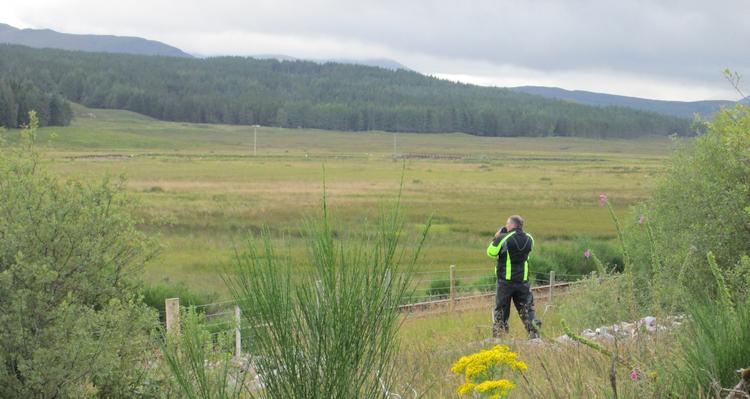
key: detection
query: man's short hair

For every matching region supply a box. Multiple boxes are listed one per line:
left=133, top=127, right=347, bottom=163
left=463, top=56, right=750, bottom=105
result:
left=509, top=215, right=524, bottom=229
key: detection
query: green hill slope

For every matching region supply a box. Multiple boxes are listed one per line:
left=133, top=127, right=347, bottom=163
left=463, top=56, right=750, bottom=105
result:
left=0, top=44, right=690, bottom=138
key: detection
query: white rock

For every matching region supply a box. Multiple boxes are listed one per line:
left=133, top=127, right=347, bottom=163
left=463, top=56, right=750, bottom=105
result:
left=598, top=332, right=615, bottom=341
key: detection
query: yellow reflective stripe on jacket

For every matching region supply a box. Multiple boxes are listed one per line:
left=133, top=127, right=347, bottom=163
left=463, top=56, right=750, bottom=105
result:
left=486, top=231, right=516, bottom=257
left=525, top=233, right=534, bottom=281
left=487, top=231, right=516, bottom=278
left=523, top=260, right=528, bottom=281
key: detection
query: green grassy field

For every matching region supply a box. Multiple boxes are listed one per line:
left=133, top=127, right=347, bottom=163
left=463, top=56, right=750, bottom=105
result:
left=7, top=104, right=673, bottom=295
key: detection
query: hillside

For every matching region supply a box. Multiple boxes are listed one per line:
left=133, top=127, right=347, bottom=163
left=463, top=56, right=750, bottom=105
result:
left=0, top=44, right=691, bottom=138
left=512, top=86, right=744, bottom=118
left=0, top=23, right=191, bottom=58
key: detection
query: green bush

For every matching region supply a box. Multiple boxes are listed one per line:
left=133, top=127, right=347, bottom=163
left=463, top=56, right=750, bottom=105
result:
left=470, top=274, right=497, bottom=293
left=426, top=277, right=461, bottom=298
left=646, top=104, right=750, bottom=305
left=0, top=112, right=159, bottom=398
left=531, top=239, right=622, bottom=278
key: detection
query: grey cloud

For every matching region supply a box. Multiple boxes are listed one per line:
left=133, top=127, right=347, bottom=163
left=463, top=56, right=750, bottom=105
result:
left=8, top=0, right=750, bottom=99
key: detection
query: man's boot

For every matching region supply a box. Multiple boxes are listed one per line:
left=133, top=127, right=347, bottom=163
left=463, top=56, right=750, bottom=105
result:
left=526, top=319, right=541, bottom=339
left=492, top=321, right=508, bottom=338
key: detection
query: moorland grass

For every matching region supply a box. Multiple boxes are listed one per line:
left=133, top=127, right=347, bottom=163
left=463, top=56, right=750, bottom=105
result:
left=6, top=105, right=672, bottom=295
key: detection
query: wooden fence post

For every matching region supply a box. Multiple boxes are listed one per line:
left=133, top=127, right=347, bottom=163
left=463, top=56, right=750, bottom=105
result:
left=549, top=271, right=556, bottom=304
left=234, top=305, right=241, bottom=362
left=449, top=265, right=456, bottom=311
left=165, top=297, right=180, bottom=334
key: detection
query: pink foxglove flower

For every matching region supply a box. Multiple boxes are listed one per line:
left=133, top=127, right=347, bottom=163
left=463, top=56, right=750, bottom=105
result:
left=584, top=249, right=591, bottom=259
left=630, top=370, right=638, bottom=381
left=599, top=194, right=608, bottom=207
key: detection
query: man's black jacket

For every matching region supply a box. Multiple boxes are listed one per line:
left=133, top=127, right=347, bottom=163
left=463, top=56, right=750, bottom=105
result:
left=486, top=228, right=534, bottom=282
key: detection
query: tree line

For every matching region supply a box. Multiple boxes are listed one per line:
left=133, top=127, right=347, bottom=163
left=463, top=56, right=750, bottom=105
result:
left=0, top=77, right=72, bottom=128
left=0, top=44, right=691, bottom=137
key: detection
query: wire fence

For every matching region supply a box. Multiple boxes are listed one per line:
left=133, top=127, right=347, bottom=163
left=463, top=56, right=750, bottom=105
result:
left=154, top=267, right=613, bottom=363
left=162, top=266, right=609, bottom=339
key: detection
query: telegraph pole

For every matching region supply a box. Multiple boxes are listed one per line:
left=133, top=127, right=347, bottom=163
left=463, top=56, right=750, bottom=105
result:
left=253, top=125, right=258, bottom=156
left=393, top=132, right=397, bottom=158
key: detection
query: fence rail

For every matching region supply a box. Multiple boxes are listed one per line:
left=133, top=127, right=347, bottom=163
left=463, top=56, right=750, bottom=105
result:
left=162, top=265, right=602, bottom=360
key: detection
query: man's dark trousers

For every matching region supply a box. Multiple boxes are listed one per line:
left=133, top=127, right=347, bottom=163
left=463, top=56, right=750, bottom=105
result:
left=493, top=279, right=537, bottom=336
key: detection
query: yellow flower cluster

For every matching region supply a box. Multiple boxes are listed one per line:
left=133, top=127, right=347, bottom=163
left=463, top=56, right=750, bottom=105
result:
left=451, top=345, right=527, bottom=375
left=476, top=380, right=515, bottom=399
left=451, top=345, right=527, bottom=398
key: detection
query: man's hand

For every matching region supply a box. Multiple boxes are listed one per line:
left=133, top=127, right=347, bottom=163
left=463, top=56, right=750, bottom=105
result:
left=494, top=226, right=507, bottom=238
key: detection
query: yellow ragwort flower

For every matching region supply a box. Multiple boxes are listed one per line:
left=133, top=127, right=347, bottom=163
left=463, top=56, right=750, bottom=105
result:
left=451, top=355, right=472, bottom=374
left=475, top=379, right=515, bottom=399
left=474, top=379, right=516, bottom=399
left=511, top=360, right=528, bottom=372
left=465, top=363, right=488, bottom=379
left=475, top=379, right=515, bottom=393
left=457, top=382, right=476, bottom=395
left=452, top=345, right=526, bottom=397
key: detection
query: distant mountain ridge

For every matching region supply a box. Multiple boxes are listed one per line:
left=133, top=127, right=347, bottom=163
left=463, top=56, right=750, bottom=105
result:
left=0, top=23, right=192, bottom=58
left=512, top=86, right=747, bottom=118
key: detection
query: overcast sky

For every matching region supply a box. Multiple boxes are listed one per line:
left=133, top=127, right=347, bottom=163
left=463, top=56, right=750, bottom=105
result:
left=3, top=0, right=749, bottom=101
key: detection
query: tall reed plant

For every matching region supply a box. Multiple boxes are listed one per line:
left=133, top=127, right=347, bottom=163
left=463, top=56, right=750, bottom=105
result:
left=224, top=185, right=431, bottom=398
left=653, top=281, right=750, bottom=397
left=162, top=309, right=248, bottom=399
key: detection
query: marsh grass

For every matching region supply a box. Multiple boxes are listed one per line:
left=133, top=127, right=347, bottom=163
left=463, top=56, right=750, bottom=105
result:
left=23, top=105, right=669, bottom=294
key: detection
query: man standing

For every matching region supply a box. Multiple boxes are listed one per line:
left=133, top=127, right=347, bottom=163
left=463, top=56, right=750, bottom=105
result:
left=486, top=215, right=540, bottom=339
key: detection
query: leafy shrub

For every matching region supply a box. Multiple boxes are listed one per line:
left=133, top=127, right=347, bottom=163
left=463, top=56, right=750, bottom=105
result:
left=645, top=104, right=750, bottom=304
left=470, top=274, right=497, bottom=293
left=532, top=239, right=622, bottom=278
left=426, top=277, right=461, bottom=298
left=0, top=112, right=159, bottom=397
